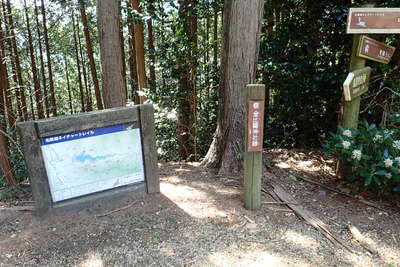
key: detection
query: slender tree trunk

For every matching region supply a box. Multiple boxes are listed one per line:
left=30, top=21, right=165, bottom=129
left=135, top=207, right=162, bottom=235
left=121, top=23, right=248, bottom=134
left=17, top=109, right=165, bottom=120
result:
left=79, top=0, right=103, bottom=110
left=0, top=21, right=15, bottom=130
left=40, top=0, right=56, bottom=116
left=130, top=0, right=147, bottom=104
left=77, top=17, right=92, bottom=111
left=24, top=0, right=44, bottom=119
left=6, top=0, right=28, bottom=121
left=213, top=10, right=218, bottom=72
left=201, top=0, right=264, bottom=174
left=0, top=121, right=16, bottom=186
left=127, top=16, right=138, bottom=102
left=147, top=17, right=156, bottom=91
left=63, top=54, right=73, bottom=114
left=97, top=0, right=126, bottom=108
left=1, top=0, right=22, bottom=120
left=71, top=7, right=85, bottom=112
left=177, top=0, right=198, bottom=160
left=119, top=0, right=128, bottom=99
left=34, top=0, right=50, bottom=118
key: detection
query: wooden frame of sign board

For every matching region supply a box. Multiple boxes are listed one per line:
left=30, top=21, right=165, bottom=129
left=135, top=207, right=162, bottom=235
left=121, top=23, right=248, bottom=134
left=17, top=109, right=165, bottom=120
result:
left=347, top=8, right=400, bottom=34
left=343, top=67, right=372, bottom=101
left=17, top=105, right=159, bottom=217
left=356, top=35, right=396, bottom=64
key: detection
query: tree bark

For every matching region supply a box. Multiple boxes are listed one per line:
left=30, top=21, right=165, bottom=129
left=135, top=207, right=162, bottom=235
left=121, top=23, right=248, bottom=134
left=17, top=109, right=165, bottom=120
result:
left=213, top=9, right=218, bottom=76
left=71, top=7, right=85, bottom=112
left=63, top=54, right=73, bottom=114
left=130, top=0, right=147, bottom=104
left=6, top=0, right=28, bottom=121
left=201, top=0, right=264, bottom=174
left=147, top=17, right=156, bottom=91
left=97, top=0, right=126, bottom=108
left=119, top=0, right=128, bottom=99
left=0, top=121, right=16, bottom=186
left=0, top=24, right=15, bottom=130
left=34, top=0, right=50, bottom=118
left=177, top=0, right=198, bottom=160
left=79, top=0, right=103, bottom=110
left=24, top=0, right=45, bottom=119
left=127, top=13, right=138, bottom=102
left=40, top=0, right=57, bottom=116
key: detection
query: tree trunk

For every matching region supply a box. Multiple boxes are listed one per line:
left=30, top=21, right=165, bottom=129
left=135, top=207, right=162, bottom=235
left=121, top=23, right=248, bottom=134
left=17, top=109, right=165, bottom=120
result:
left=127, top=15, right=138, bottom=102
left=34, top=0, right=50, bottom=118
left=79, top=0, right=103, bottom=110
left=97, top=0, right=126, bottom=108
left=0, top=121, right=16, bottom=186
left=119, top=0, right=128, bottom=99
left=71, top=7, right=85, bottom=112
left=40, top=0, right=57, bottom=116
left=6, top=0, right=28, bottom=121
left=63, top=54, right=73, bottom=114
left=213, top=9, right=218, bottom=75
left=177, top=0, right=198, bottom=160
left=0, top=25, right=15, bottom=130
left=201, top=0, right=264, bottom=174
left=130, top=0, right=147, bottom=104
left=24, top=0, right=45, bottom=119
left=147, top=17, right=156, bottom=91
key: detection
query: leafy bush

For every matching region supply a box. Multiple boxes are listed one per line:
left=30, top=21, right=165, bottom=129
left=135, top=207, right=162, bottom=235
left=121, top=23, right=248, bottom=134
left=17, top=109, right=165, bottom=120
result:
left=324, top=120, right=400, bottom=193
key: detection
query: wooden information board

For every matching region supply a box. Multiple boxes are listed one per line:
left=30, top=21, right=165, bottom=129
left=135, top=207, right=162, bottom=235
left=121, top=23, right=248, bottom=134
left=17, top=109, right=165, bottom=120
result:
left=343, top=67, right=372, bottom=101
left=357, top=36, right=395, bottom=64
left=347, top=8, right=400, bottom=34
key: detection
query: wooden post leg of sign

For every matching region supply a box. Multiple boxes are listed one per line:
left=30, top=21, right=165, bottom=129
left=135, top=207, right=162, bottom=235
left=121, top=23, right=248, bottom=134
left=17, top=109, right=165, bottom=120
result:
left=244, top=84, right=265, bottom=210
left=337, top=35, right=366, bottom=177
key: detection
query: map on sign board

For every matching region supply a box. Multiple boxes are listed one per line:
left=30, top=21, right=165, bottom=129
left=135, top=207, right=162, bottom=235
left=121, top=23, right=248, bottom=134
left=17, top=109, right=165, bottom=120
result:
left=40, top=124, right=145, bottom=202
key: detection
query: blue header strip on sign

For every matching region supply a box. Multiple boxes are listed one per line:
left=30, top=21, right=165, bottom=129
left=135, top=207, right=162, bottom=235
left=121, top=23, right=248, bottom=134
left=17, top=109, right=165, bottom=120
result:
left=41, top=124, right=125, bottom=146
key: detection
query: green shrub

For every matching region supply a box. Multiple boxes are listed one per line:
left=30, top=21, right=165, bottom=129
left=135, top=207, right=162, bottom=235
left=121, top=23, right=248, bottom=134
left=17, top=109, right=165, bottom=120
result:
left=324, top=120, right=400, bottom=193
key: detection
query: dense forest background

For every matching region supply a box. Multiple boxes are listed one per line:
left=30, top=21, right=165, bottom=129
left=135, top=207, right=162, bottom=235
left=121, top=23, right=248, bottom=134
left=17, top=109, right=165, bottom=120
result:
left=1, top=0, right=400, bottom=187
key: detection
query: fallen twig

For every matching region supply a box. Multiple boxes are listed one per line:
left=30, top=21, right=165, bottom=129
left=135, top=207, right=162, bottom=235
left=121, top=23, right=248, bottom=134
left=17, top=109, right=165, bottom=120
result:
left=292, top=175, right=386, bottom=211
left=95, top=201, right=136, bottom=217
left=0, top=206, right=35, bottom=211
left=348, top=224, right=379, bottom=255
left=263, top=201, right=297, bottom=205
left=243, top=215, right=255, bottom=224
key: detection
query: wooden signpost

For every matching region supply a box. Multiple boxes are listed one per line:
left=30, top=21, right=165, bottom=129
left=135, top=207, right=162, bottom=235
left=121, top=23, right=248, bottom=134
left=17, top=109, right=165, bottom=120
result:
left=343, top=67, right=372, bottom=101
left=244, top=84, right=265, bottom=210
left=357, top=36, right=395, bottom=64
left=347, top=8, right=400, bottom=34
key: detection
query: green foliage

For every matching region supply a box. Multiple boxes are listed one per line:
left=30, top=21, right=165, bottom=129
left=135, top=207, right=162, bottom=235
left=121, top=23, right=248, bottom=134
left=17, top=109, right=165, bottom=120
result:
left=324, top=120, right=400, bottom=193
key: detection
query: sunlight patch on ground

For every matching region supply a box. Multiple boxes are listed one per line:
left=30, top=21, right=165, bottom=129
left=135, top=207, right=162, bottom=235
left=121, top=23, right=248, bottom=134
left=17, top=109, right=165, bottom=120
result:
left=276, top=162, right=290, bottom=169
left=282, top=230, right=320, bottom=249
left=78, top=251, right=104, bottom=267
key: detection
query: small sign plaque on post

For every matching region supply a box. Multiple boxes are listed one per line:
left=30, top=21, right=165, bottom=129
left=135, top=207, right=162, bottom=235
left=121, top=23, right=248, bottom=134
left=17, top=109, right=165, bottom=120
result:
left=357, top=36, right=395, bottom=64
left=347, top=8, right=400, bottom=34
left=247, top=100, right=265, bottom=152
left=343, top=66, right=372, bottom=101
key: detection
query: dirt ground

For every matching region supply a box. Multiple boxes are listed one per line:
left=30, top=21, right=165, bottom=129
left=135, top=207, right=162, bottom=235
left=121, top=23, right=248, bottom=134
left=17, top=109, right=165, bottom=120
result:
left=0, top=149, right=399, bottom=266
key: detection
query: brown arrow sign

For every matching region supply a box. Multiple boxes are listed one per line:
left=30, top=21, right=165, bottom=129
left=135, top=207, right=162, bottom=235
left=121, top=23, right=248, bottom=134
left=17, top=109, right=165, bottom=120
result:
left=347, top=8, right=400, bottom=34
left=357, top=36, right=395, bottom=64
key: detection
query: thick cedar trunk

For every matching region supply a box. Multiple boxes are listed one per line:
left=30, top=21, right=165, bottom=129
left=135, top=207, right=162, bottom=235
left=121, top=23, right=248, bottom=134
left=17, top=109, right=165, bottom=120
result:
left=63, top=54, right=73, bottom=114
left=127, top=17, right=138, bottom=102
left=24, top=0, right=45, bottom=119
left=201, top=0, right=264, bottom=174
left=97, top=0, right=126, bottom=108
left=71, top=8, right=85, bottom=112
left=34, top=0, right=50, bottom=118
left=0, top=19, right=15, bottom=130
left=119, top=0, right=128, bottom=98
left=40, top=0, right=57, bottom=116
left=79, top=0, right=103, bottom=110
left=6, top=0, right=28, bottom=121
left=147, top=17, right=156, bottom=91
left=130, top=0, right=147, bottom=104
left=178, top=0, right=198, bottom=160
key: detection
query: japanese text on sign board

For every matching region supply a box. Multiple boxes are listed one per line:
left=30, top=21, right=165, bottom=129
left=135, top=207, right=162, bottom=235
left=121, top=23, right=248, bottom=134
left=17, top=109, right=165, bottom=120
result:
left=247, top=100, right=265, bottom=152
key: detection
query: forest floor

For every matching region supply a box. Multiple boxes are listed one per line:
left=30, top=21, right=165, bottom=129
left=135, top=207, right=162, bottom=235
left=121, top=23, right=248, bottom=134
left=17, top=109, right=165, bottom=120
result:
left=0, top=149, right=400, bottom=266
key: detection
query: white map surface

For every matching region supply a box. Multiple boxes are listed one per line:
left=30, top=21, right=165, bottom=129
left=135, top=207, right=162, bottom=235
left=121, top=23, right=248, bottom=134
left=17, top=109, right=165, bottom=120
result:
left=41, top=128, right=145, bottom=202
